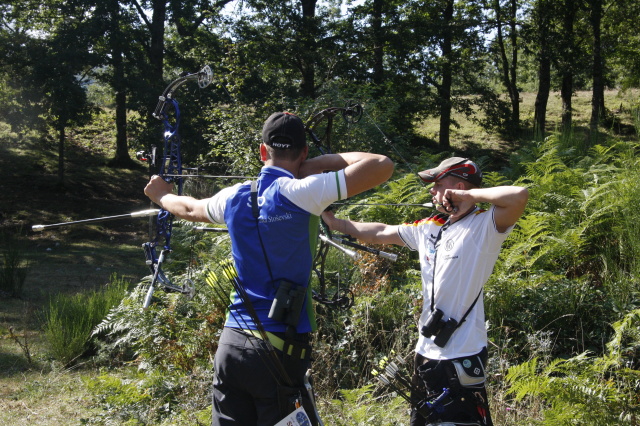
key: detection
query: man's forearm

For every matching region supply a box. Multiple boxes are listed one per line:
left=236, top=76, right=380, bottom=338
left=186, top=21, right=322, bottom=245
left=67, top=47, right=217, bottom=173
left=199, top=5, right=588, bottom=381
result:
left=467, top=186, right=529, bottom=208
left=324, top=215, right=402, bottom=246
left=155, top=193, right=210, bottom=222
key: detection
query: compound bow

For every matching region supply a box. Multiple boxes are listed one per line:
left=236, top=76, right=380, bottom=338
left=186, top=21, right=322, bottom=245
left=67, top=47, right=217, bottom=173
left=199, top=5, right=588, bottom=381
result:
left=139, top=65, right=213, bottom=308
left=304, top=101, right=399, bottom=311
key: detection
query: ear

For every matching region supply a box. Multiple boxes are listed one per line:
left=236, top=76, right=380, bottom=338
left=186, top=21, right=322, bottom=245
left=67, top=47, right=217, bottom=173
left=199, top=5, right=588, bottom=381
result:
left=260, top=143, right=268, bottom=161
left=456, top=180, right=466, bottom=189
left=300, top=145, right=309, bottom=161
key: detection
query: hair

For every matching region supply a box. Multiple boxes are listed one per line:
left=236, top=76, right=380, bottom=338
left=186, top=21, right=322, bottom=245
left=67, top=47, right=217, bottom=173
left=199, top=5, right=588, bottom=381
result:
left=447, top=175, right=480, bottom=189
left=265, top=139, right=306, bottom=162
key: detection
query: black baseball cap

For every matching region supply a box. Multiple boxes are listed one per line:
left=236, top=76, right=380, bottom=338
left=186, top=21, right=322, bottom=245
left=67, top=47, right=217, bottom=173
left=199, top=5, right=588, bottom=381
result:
left=262, top=112, right=307, bottom=150
left=418, top=157, right=483, bottom=187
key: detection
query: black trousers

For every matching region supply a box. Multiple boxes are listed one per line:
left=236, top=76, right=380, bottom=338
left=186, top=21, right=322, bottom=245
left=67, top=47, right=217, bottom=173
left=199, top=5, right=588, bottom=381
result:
left=211, top=327, right=318, bottom=426
left=410, top=348, right=493, bottom=426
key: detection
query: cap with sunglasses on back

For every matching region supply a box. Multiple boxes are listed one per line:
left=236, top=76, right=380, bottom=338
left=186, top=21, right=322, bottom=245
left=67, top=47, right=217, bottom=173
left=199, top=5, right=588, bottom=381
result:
left=418, top=157, right=483, bottom=187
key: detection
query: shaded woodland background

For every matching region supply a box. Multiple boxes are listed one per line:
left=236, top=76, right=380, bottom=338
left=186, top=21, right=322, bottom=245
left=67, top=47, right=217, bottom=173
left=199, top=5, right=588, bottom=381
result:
left=1, top=1, right=640, bottom=425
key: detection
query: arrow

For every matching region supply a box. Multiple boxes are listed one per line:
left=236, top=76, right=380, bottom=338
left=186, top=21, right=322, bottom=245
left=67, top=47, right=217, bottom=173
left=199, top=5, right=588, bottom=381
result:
left=333, top=202, right=434, bottom=208
left=329, top=235, right=398, bottom=261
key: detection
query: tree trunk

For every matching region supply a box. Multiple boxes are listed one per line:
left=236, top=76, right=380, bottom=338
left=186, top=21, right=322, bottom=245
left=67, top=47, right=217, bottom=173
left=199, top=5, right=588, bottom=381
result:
left=438, top=0, right=454, bottom=149
left=508, top=0, right=519, bottom=130
left=589, top=0, right=604, bottom=138
left=560, top=0, right=576, bottom=133
left=494, top=0, right=520, bottom=135
left=57, top=125, right=65, bottom=186
left=561, top=73, right=573, bottom=132
left=372, top=0, right=384, bottom=87
left=299, top=0, right=317, bottom=98
left=107, top=0, right=133, bottom=167
left=150, top=0, right=166, bottom=89
left=534, top=55, right=551, bottom=138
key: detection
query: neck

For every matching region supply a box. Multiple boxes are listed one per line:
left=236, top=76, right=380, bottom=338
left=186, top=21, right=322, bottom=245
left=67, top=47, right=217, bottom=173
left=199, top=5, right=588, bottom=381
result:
left=265, top=160, right=299, bottom=178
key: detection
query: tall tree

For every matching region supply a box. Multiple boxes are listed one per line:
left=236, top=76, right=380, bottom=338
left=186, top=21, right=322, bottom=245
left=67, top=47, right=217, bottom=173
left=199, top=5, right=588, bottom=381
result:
left=223, top=0, right=345, bottom=100
left=91, top=0, right=233, bottom=167
left=606, top=0, right=640, bottom=90
left=558, top=0, right=580, bottom=133
left=103, top=0, right=136, bottom=167
left=587, top=0, right=605, bottom=137
left=525, top=0, right=554, bottom=138
left=487, top=0, right=521, bottom=135
left=411, top=0, right=487, bottom=148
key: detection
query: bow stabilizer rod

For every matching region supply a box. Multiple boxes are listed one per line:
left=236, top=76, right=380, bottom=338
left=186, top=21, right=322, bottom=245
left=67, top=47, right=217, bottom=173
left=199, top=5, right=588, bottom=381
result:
left=32, top=209, right=160, bottom=232
left=330, top=234, right=398, bottom=262
left=319, top=234, right=358, bottom=259
left=193, top=226, right=229, bottom=233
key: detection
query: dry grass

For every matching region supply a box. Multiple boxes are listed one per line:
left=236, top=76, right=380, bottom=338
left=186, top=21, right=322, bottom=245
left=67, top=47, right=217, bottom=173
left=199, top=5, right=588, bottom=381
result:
left=415, top=89, right=639, bottom=153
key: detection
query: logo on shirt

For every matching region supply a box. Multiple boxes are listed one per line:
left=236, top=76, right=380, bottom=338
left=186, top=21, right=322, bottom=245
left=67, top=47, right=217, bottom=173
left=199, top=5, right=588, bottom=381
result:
left=259, top=212, right=293, bottom=223
left=445, top=238, right=454, bottom=251
left=247, top=195, right=266, bottom=209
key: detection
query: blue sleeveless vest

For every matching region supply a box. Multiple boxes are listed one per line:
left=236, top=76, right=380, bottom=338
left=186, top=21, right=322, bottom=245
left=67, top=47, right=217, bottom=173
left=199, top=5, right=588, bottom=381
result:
left=223, top=166, right=318, bottom=333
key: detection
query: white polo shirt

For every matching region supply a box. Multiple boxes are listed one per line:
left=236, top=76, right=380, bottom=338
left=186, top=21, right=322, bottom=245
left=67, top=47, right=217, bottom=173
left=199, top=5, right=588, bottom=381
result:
left=398, top=206, right=512, bottom=360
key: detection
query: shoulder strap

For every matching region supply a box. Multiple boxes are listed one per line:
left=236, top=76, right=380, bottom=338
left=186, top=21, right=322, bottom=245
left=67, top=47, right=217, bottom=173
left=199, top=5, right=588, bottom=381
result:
left=250, top=180, right=274, bottom=281
left=250, top=180, right=260, bottom=219
left=456, top=289, right=483, bottom=329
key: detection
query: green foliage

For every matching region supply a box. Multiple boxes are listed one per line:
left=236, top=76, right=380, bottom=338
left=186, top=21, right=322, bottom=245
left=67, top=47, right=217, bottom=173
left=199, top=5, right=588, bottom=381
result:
left=313, top=286, right=418, bottom=395
left=320, top=384, right=407, bottom=426
left=83, top=367, right=212, bottom=426
left=85, top=284, right=222, bottom=424
left=91, top=279, right=224, bottom=373
left=42, top=274, right=129, bottom=366
left=505, top=309, right=640, bottom=425
left=487, top=275, right=611, bottom=360
left=83, top=231, right=233, bottom=423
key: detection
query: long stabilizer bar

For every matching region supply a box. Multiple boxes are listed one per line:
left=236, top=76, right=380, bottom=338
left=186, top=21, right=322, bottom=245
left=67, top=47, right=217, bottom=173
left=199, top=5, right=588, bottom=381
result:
left=32, top=209, right=160, bottom=232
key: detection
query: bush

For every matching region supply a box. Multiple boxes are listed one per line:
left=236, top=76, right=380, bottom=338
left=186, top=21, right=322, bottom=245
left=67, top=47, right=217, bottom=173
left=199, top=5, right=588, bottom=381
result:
left=42, top=274, right=129, bottom=365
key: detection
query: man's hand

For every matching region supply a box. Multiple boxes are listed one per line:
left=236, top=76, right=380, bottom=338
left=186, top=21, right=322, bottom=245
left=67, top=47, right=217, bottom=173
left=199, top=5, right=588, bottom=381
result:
left=441, top=189, right=475, bottom=219
left=144, top=175, right=174, bottom=206
left=321, top=209, right=338, bottom=230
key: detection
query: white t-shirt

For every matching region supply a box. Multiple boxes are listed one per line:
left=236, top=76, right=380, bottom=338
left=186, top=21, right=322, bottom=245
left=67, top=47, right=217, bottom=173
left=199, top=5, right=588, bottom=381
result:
left=397, top=206, right=512, bottom=360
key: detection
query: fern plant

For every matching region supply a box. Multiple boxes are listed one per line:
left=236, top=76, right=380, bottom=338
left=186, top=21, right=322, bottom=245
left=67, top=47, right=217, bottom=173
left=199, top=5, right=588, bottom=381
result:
left=505, top=309, right=640, bottom=425
left=319, top=384, right=408, bottom=426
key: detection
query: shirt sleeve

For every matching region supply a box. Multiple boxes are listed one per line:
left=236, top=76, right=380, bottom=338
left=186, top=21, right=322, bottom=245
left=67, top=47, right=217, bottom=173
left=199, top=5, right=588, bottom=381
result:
left=397, top=222, right=420, bottom=251
left=279, top=170, right=347, bottom=216
left=205, top=183, right=245, bottom=224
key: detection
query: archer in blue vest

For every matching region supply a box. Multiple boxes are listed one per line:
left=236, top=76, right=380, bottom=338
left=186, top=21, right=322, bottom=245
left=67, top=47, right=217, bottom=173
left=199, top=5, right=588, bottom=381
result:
left=145, top=111, right=394, bottom=426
